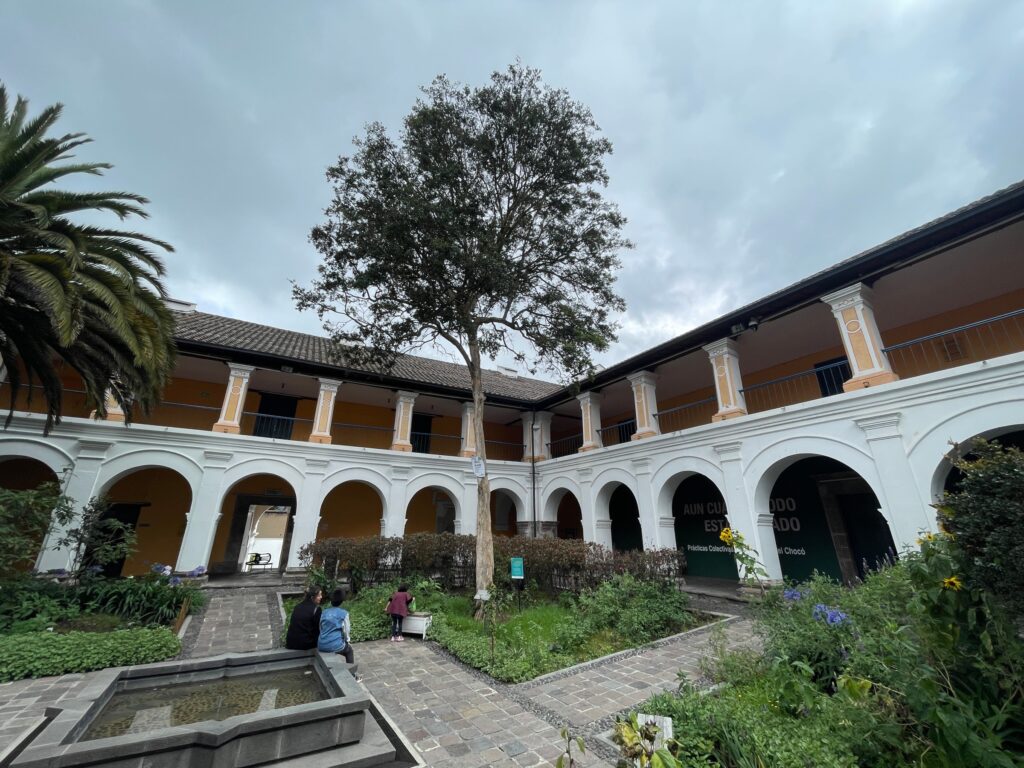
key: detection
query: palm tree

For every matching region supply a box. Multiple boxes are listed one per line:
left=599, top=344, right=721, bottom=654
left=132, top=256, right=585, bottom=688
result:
left=0, top=84, right=175, bottom=432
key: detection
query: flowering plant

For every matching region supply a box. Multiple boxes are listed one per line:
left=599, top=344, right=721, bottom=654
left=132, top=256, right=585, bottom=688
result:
left=719, top=527, right=770, bottom=593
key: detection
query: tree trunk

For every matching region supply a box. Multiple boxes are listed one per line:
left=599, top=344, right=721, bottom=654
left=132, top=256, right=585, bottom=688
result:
left=469, top=339, right=493, bottom=619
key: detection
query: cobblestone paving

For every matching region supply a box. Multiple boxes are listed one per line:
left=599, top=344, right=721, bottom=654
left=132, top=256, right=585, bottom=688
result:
left=187, top=588, right=277, bottom=658
left=0, top=588, right=754, bottom=767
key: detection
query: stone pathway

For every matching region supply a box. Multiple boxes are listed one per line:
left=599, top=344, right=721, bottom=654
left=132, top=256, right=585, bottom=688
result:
left=0, top=589, right=755, bottom=767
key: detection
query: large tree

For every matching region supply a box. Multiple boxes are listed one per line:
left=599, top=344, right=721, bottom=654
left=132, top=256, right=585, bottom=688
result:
left=296, top=63, right=630, bottom=606
left=0, top=85, right=175, bottom=432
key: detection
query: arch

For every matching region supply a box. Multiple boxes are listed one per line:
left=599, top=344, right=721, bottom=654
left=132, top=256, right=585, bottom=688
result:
left=652, top=455, right=727, bottom=523
left=219, top=458, right=306, bottom=499
left=405, top=484, right=460, bottom=535
left=210, top=472, right=299, bottom=575
left=487, top=476, right=529, bottom=520
left=591, top=467, right=640, bottom=522
left=540, top=477, right=583, bottom=523
left=0, top=438, right=73, bottom=477
left=490, top=488, right=521, bottom=538
left=319, top=466, right=390, bottom=509
left=0, top=456, right=60, bottom=491
left=403, top=472, right=465, bottom=519
left=760, top=455, right=893, bottom=584
left=94, top=448, right=203, bottom=499
left=104, top=466, right=193, bottom=577
left=669, top=473, right=739, bottom=581
left=554, top=490, right=583, bottom=540
left=606, top=484, right=643, bottom=552
left=934, top=426, right=1024, bottom=499
left=319, top=480, right=385, bottom=540
left=906, top=399, right=1024, bottom=502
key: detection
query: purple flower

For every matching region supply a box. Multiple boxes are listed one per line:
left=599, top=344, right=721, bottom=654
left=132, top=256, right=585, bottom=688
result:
left=826, top=609, right=848, bottom=626
left=812, top=603, right=828, bottom=620
left=169, top=576, right=182, bottom=587
left=150, top=563, right=166, bottom=574
left=192, top=565, right=206, bottom=576
left=48, top=568, right=68, bottom=577
left=783, top=588, right=803, bottom=601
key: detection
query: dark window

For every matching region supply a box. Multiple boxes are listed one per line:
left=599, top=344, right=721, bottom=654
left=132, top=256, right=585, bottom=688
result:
left=411, top=413, right=433, bottom=454
left=814, top=358, right=851, bottom=397
left=254, top=394, right=297, bottom=439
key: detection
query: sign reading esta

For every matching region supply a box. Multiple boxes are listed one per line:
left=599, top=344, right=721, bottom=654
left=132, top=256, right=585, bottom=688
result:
left=510, top=557, right=524, bottom=580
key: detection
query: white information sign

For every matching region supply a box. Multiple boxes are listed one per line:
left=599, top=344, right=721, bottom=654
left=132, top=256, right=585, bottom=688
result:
left=471, top=456, right=486, bottom=478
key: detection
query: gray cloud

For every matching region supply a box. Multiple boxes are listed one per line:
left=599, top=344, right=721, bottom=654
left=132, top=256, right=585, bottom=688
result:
left=3, top=0, right=1022, bottom=374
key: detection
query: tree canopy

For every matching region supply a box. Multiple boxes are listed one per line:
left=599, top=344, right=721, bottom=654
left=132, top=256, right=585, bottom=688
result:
left=0, top=84, right=176, bottom=432
left=296, top=62, right=630, bottom=602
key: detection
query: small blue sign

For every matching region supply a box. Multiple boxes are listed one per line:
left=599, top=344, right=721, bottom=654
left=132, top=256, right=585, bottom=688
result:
left=510, top=557, right=525, bottom=580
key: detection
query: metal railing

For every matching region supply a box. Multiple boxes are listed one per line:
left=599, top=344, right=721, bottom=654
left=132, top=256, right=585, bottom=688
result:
left=485, top=440, right=524, bottom=462
left=883, top=308, right=1024, bottom=379
left=548, top=434, right=583, bottom=458
left=654, top=396, right=717, bottom=433
left=410, top=431, right=461, bottom=456
left=599, top=419, right=636, bottom=447
left=240, top=411, right=310, bottom=441
left=740, top=359, right=851, bottom=414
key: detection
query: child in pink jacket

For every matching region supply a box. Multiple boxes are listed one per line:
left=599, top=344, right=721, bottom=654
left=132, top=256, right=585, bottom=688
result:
left=386, top=585, right=414, bottom=642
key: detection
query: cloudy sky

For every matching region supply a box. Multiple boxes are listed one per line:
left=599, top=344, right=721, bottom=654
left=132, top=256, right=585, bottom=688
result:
left=3, top=1, right=1023, bottom=373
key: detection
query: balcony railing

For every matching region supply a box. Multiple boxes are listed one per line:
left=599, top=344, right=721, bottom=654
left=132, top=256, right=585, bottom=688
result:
left=485, top=440, right=524, bottom=462
left=741, top=359, right=851, bottom=414
left=883, top=308, right=1024, bottom=379
left=410, top=431, right=461, bottom=456
left=654, top=397, right=717, bottom=433
left=240, top=411, right=308, bottom=440
left=599, top=419, right=636, bottom=447
left=548, top=434, right=583, bottom=458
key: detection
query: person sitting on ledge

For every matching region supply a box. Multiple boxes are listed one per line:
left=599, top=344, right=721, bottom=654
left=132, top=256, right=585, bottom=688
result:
left=318, top=587, right=354, bottom=666
left=285, top=586, right=322, bottom=651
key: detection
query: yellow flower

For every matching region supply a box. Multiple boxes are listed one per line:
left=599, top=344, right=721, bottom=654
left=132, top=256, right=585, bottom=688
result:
left=916, top=532, right=936, bottom=546
left=942, top=575, right=963, bottom=591
left=719, top=528, right=735, bottom=546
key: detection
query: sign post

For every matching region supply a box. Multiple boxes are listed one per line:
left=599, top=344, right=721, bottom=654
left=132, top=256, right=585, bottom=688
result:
left=510, top=556, right=525, bottom=611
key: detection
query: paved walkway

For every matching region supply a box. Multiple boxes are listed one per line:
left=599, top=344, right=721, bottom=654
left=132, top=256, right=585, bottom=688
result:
left=0, top=589, right=754, bottom=767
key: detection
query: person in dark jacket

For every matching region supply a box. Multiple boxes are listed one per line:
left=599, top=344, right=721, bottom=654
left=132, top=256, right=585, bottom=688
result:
left=285, top=586, right=323, bottom=650
left=386, top=584, right=414, bottom=642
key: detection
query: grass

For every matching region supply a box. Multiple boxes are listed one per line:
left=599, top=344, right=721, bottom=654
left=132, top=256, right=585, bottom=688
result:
left=282, top=577, right=711, bottom=683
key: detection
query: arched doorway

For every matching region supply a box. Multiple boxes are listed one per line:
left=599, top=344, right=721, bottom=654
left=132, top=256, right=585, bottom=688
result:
left=406, top=486, right=459, bottom=534
left=490, top=490, right=518, bottom=538
left=770, top=457, right=893, bottom=583
left=210, top=474, right=297, bottom=575
left=319, top=481, right=384, bottom=540
left=609, top=484, right=643, bottom=552
left=0, top=457, right=61, bottom=573
left=672, top=475, right=739, bottom=580
left=555, top=491, right=583, bottom=540
left=102, top=468, right=192, bottom=577
left=941, top=428, right=1024, bottom=494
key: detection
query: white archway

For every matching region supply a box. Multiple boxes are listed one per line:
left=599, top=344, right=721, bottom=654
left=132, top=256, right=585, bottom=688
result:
left=0, top=438, right=74, bottom=477
left=94, top=448, right=203, bottom=498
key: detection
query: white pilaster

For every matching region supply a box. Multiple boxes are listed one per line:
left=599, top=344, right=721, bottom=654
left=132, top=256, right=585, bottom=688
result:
left=174, top=451, right=232, bottom=573
left=704, top=339, right=748, bottom=421
left=36, top=440, right=110, bottom=572
left=577, top=392, right=604, bottom=452
left=626, top=371, right=660, bottom=439
left=309, top=379, right=342, bottom=444
left=213, top=364, right=255, bottom=434
left=523, top=412, right=553, bottom=461
left=855, top=413, right=932, bottom=549
left=384, top=466, right=411, bottom=537
left=821, top=283, right=899, bottom=390
left=713, top=441, right=782, bottom=581
left=460, top=470, right=479, bottom=536
left=391, top=391, right=417, bottom=452
left=632, top=457, right=659, bottom=549
left=287, top=459, right=327, bottom=570
left=459, top=402, right=477, bottom=457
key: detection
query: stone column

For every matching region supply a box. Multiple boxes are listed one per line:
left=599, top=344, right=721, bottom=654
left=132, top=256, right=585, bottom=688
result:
left=213, top=364, right=255, bottom=433
left=459, top=402, right=477, bottom=457
left=713, top=441, right=783, bottom=582
left=390, top=391, right=417, bottom=452
left=704, top=339, right=748, bottom=421
left=522, top=412, right=553, bottom=461
left=632, top=457, right=659, bottom=550
left=627, top=371, right=660, bottom=440
left=577, top=392, right=604, bottom=452
left=821, top=283, right=898, bottom=390
left=308, top=379, right=342, bottom=444
left=855, top=413, right=932, bottom=549
left=174, top=451, right=232, bottom=573
left=36, top=440, right=110, bottom=572
left=286, top=459, right=327, bottom=571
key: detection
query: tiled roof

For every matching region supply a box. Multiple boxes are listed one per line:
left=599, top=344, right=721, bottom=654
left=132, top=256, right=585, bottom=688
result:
left=171, top=311, right=562, bottom=402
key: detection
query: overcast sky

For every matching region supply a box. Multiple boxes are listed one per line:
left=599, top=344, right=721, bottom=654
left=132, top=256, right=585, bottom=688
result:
left=3, top=1, right=1023, bottom=374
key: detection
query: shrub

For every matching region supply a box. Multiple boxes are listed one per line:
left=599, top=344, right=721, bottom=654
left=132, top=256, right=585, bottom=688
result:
left=939, top=439, right=1024, bottom=619
left=0, top=627, right=180, bottom=681
left=577, top=573, right=693, bottom=643
left=0, top=483, right=74, bottom=579
left=77, top=572, right=205, bottom=625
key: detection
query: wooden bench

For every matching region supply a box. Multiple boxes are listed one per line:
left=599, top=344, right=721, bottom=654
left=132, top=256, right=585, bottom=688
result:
left=245, top=552, right=273, bottom=572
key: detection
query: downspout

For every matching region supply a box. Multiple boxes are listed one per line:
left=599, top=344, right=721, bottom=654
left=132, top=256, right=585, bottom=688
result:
left=530, top=413, right=538, bottom=538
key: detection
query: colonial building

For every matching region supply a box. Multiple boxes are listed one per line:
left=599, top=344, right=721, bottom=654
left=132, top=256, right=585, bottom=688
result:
left=3, top=180, right=1023, bottom=585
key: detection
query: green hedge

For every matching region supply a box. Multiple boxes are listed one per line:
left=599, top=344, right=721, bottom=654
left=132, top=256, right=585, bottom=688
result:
left=0, top=628, right=180, bottom=681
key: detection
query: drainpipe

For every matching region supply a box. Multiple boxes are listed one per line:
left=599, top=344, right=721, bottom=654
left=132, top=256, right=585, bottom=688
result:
left=530, top=414, right=538, bottom=538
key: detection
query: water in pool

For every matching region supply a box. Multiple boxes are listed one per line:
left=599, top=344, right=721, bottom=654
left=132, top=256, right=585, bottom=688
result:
left=82, top=666, right=329, bottom=740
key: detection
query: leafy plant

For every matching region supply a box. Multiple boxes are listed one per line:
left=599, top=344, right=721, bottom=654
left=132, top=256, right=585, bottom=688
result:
left=0, top=627, right=180, bottom=681
left=54, top=496, right=137, bottom=580
left=612, top=712, right=683, bottom=768
left=719, top=527, right=768, bottom=592
left=0, top=482, right=74, bottom=578
left=556, top=726, right=586, bottom=768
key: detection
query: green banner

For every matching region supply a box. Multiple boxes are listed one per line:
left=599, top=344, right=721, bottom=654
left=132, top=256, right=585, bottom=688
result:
left=673, top=476, right=739, bottom=580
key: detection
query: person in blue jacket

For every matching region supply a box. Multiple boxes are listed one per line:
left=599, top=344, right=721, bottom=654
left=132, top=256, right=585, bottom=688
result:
left=318, top=588, right=354, bottom=665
